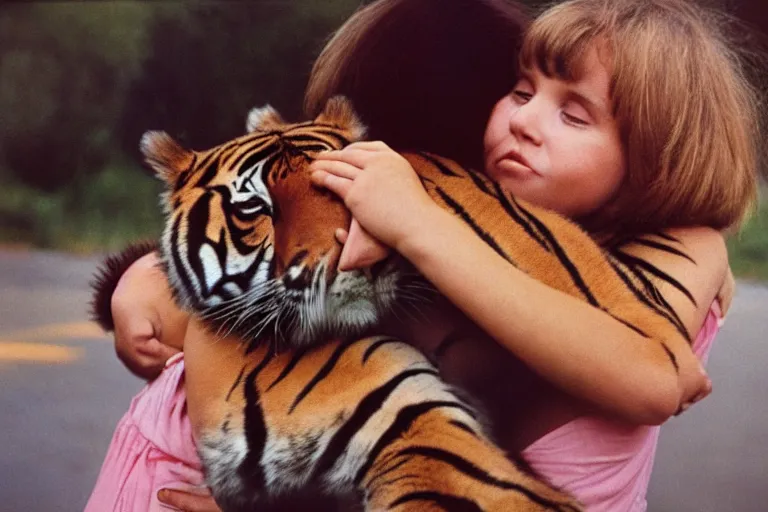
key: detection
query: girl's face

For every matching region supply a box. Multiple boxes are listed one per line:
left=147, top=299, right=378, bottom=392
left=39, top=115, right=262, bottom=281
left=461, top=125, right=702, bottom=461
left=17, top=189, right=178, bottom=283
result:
left=483, top=45, right=625, bottom=218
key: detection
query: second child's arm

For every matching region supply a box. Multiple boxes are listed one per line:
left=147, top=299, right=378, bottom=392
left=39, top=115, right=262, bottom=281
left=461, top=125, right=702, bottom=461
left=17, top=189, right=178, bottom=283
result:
left=110, top=251, right=189, bottom=379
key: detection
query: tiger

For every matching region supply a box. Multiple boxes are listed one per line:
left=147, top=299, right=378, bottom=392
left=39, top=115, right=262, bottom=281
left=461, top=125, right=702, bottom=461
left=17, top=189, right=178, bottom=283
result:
left=94, top=96, right=693, bottom=511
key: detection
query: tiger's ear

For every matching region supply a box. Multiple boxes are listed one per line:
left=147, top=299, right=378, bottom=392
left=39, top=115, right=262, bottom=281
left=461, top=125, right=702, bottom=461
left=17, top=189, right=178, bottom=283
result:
left=246, top=104, right=286, bottom=133
left=314, top=96, right=367, bottom=142
left=140, top=131, right=194, bottom=185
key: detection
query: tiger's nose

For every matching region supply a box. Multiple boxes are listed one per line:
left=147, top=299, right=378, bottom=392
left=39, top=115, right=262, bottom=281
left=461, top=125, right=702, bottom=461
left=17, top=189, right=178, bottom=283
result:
left=283, top=263, right=312, bottom=290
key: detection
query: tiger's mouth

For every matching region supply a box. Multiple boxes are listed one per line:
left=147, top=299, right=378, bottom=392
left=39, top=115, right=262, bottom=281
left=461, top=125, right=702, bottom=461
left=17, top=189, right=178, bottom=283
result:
left=196, top=257, right=410, bottom=350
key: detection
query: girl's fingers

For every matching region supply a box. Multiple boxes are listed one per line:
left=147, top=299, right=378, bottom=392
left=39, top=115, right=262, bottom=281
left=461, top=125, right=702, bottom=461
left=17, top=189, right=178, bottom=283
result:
left=310, top=158, right=360, bottom=180
left=335, top=228, right=349, bottom=244
left=338, top=219, right=391, bottom=271
left=310, top=170, right=353, bottom=198
left=157, top=488, right=221, bottom=512
left=314, top=141, right=389, bottom=162
left=344, top=140, right=390, bottom=151
left=313, top=146, right=383, bottom=168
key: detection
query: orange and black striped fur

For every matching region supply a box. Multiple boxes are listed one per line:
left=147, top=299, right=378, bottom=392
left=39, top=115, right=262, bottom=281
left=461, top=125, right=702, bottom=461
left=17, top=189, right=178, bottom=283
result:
left=95, top=97, right=693, bottom=511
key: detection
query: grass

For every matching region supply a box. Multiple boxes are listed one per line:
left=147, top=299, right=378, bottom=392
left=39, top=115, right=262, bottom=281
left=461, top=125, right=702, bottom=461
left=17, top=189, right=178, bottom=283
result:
left=0, top=162, right=164, bottom=254
left=727, top=199, right=768, bottom=282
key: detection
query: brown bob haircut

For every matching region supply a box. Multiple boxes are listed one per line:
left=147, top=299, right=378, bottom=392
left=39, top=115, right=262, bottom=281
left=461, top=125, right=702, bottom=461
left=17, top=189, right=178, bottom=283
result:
left=305, top=0, right=529, bottom=171
left=522, top=0, right=761, bottom=235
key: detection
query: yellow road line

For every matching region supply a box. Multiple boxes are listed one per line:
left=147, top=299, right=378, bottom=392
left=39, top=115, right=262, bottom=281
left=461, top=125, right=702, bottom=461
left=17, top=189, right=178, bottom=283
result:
left=0, top=342, right=83, bottom=364
left=0, top=321, right=109, bottom=342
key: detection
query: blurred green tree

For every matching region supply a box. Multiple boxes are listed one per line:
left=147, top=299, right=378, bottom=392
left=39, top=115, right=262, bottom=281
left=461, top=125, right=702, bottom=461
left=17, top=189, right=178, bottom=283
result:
left=117, top=1, right=360, bottom=156
left=0, top=2, right=160, bottom=190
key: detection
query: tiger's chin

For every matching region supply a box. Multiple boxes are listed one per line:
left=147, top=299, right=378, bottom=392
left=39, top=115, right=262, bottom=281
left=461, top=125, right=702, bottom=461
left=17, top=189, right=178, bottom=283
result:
left=282, top=268, right=400, bottom=348
left=203, top=267, right=401, bottom=351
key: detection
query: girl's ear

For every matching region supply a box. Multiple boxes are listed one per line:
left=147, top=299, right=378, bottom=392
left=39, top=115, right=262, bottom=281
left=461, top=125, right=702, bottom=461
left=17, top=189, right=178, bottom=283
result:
left=139, top=131, right=194, bottom=185
left=246, top=104, right=286, bottom=133
left=314, top=96, right=367, bottom=142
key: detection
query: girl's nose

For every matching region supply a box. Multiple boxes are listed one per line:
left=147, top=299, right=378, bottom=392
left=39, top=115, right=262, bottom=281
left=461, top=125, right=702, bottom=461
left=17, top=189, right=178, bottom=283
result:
left=508, top=100, right=542, bottom=146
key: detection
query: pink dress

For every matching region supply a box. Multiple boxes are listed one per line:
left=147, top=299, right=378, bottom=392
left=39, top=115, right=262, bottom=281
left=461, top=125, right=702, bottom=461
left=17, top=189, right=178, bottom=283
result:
left=521, top=301, right=722, bottom=511
left=85, top=353, right=206, bottom=512
left=87, top=304, right=722, bottom=511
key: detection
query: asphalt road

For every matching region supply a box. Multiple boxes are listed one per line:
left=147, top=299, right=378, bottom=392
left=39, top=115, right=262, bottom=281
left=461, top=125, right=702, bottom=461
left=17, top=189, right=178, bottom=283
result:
left=0, top=249, right=765, bottom=511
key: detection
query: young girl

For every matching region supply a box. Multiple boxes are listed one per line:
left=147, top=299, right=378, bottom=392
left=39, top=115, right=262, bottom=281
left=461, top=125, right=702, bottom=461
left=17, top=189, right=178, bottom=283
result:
left=308, top=0, right=757, bottom=509
left=92, top=0, right=759, bottom=510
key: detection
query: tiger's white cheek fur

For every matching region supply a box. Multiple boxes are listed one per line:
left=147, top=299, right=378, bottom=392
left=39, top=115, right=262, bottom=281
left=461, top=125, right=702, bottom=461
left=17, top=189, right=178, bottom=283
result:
left=200, top=243, right=223, bottom=292
left=326, top=272, right=389, bottom=327
left=198, top=431, right=250, bottom=504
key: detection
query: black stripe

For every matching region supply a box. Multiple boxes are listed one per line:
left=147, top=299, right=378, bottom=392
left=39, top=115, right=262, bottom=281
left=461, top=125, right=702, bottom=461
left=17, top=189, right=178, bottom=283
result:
left=193, top=156, right=222, bottom=188
left=396, top=446, right=576, bottom=510
left=225, top=366, right=246, bottom=402
left=237, top=350, right=276, bottom=488
left=286, top=129, right=351, bottom=148
left=354, top=401, right=477, bottom=486
left=631, top=238, right=696, bottom=264
left=612, top=252, right=691, bottom=340
left=607, top=260, right=674, bottom=329
left=661, top=343, right=680, bottom=372
left=169, top=215, right=198, bottom=302
left=433, top=187, right=513, bottom=264
left=234, top=147, right=273, bottom=178
left=419, top=152, right=498, bottom=198
left=448, top=419, right=480, bottom=438
left=185, top=194, right=215, bottom=296
left=229, top=141, right=274, bottom=174
left=174, top=152, right=197, bottom=191
left=414, top=152, right=460, bottom=176
left=611, top=313, right=649, bottom=338
left=362, top=337, right=403, bottom=364
left=493, top=184, right=552, bottom=252
left=292, top=143, right=334, bottom=154
left=266, top=347, right=310, bottom=391
left=615, top=251, right=697, bottom=306
left=512, top=197, right=599, bottom=307
left=650, top=231, right=680, bottom=243
left=365, top=457, right=412, bottom=492
left=289, top=339, right=358, bottom=413
left=389, top=491, right=482, bottom=511
left=311, top=368, right=440, bottom=479
left=608, top=259, right=691, bottom=342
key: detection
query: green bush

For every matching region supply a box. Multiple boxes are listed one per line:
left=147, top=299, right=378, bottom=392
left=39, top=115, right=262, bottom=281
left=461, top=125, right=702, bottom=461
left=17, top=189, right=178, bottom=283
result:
left=0, top=162, right=163, bottom=253
left=727, top=199, right=768, bottom=281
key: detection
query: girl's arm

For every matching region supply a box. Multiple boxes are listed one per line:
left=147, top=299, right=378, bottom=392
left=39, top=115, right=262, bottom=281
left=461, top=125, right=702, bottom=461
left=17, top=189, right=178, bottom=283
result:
left=311, top=142, right=723, bottom=425
left=398, top=209, right=724, bottom=424
left=109, top=251, right=188, bottom=379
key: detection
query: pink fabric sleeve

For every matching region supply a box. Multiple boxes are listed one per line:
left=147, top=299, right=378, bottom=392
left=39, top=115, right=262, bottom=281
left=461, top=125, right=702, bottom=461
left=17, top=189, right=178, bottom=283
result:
left=521, top=301, right=723, bottom=512
left=85, top=354, right=205, bottom=512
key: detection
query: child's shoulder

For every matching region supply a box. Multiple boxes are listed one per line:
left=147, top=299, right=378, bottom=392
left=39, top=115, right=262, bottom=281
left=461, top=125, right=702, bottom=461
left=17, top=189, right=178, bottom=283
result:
left=618, top=226, right=728, bottom=336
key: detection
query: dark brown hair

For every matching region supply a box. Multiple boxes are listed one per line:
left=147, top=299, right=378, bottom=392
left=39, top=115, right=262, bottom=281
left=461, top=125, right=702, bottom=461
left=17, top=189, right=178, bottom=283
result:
left=305, top=0, right=529, bottom=170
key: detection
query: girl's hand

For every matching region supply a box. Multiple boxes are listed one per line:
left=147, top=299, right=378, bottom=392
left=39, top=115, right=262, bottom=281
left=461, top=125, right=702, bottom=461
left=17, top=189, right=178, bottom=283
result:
left=157, top=488, right=222, bottom=511
left=310, top=141, right=439, bottom=265
left=333, top=218, right=391, bottom=271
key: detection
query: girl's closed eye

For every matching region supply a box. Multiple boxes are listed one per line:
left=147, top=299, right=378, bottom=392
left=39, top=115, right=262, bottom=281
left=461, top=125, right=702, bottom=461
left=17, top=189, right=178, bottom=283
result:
left=561, top=104, right=590, bottom=126
left=512, top=89, right=532, bottom=103
left=510, top=78, right=534, bottom=104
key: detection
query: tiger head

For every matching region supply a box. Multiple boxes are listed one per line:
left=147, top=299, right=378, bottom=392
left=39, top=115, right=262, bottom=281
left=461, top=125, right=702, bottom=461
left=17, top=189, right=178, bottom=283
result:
left=141, top=97, right=408, bottom=348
